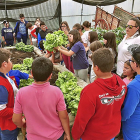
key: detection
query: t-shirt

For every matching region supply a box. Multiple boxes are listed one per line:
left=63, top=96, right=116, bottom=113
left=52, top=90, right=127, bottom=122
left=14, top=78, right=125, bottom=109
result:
left=19, top=22, right=26, bottom=35
left=71, top=41, right=89, bottom=70
left=14, top=82, right=66, bottom=140
left=1, top=27, right=14, bottom=40
left=123, top=77, right=132, bottom=85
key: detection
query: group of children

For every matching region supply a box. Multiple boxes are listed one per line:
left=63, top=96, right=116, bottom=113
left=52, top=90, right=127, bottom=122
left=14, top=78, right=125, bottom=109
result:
left=0, top=18, right=140, bottom=140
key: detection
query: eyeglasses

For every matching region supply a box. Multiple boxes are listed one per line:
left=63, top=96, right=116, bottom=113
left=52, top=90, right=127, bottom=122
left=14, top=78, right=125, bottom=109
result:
left=61, top=26, right=66, bottom=27
left=129, top=59, right=135, bottom=63
left=125, top=25, right=138, bottom=29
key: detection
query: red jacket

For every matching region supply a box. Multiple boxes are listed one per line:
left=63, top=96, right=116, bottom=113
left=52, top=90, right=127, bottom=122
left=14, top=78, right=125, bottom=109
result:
left=0, top=75, right=17, bottom=130
left=72, top=74, right=127, bottom=140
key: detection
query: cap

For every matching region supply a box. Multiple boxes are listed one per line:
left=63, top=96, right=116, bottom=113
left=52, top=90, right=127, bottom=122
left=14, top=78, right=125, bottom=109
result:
left=3, top=20, right=9, bottom=24
left=128, top=44, right=140, bottom=64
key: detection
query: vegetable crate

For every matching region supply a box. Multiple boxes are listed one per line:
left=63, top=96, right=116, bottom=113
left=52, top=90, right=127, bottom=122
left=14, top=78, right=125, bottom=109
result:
left=93, top=6, right=121, bottom=30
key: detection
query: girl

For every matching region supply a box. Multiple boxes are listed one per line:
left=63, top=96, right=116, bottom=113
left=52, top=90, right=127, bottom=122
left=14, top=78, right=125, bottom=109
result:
left=103, top=32, right=117, bottom=73
left=55, top=29, right=89, bottom=82
left=90, top=41, right=103, bottom=83
left=121, top=60, right=137, bottom=85
left=59, top=21, right=74, bottom=73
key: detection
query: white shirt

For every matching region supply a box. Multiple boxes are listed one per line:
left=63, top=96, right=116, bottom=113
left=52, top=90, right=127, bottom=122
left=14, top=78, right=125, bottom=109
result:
left=28, top=25, right=37, bottom=41
left=117, top=32, right=140, bottom=76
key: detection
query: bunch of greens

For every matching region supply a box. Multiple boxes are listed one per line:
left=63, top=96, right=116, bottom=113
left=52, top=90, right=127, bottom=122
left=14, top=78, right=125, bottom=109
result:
left=13, top=57, right=34, bottom=88
left=15, top=42, right=34, bottom=52
left=92, top=27, right=125, bottom=46
left=55, top=71, right=83, bottom=116
left=43, top=30, right=68, bottom=52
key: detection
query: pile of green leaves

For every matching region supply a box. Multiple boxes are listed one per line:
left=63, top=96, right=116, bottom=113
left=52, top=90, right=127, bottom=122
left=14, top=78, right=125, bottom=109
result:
left=15, top=42, right=34, bottom=52
left=13, top=57, right=34, bottom=88
left=44, top=30, right=68, bottom=52
left=55, top=71, right=83, bottom=116
left=92, top=27, right=126, bottom=46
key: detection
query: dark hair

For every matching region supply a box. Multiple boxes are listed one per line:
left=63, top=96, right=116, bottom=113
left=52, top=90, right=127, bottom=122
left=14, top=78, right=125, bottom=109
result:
left=91, top=48, right=114, bottom=72
left=89, top=31, right=98, bottom=43
left=83, top=21, right=91, bottom=28
left=26, top=22, right=32, bottom=29
left=121, top=60, right=137, bottom=79
left=60, top=21, right=70, bottom=32
left=32, top=57, right=53, bottom=82
left=90, top=41, right=103, bottom=52
left=0, top=48, right=11, bottom=68
left=69, top=29, right=82, bottom=48
left=130, top=17, right=140, bottom=34
left=19, top=14, right=24, bottom=18
left=73, top=23, right=83, bottom=31
left=39, top=40, right=44, bottom=51
left=40, top=21, right=45, bottom=26
left=103, top=32, right=118, bottom=63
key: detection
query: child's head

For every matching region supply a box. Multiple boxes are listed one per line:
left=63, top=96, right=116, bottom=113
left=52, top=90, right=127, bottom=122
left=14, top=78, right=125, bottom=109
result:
left=32, top=57, right=53, bottom=82
left=60, top=21, right=70, bottom=32
left=19, top=14, right=25, bottom=22
left=128, top=44, right=140, bottom=71
left=0, top=48, right=12, bottom=73
left=122, top=60, right=136, bottom=79
left=82, top=21, right=91, bottom=28
left=3, top=21, right=9, bottom=28
left=88, top=31, right=98, bottom=43
left=68, top=29, right=82, bottom=48
left=40, top=21, right=46, bottom=32
left=73, top=23, right=84, bottom=32
left=26, top=22, right=32, bottom=29
left=90, top=41, right=103, bottom=52
left=91, top=48, right=114, bottom=73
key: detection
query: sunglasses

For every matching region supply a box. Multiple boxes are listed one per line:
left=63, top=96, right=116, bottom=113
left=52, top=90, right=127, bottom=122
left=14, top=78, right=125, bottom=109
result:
left=125, top=25, right=138, bottom=29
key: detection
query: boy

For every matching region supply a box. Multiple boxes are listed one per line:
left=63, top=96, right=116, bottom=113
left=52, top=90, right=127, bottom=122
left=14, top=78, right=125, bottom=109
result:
left=72, top=48, right=127, bottom=140
left=14, top=14, right=28, bottom=45
left=26, top=22, right=37, bottom=46
left=12, top=57, right=70, bottom=140
left=0, top=48, right=18, bottom=140
left=121, top=44, right=140, bottom=140
left=1, top=21, right=15, bottom=46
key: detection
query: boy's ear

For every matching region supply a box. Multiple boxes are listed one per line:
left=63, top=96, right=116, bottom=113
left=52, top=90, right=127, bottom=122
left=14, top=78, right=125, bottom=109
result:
left=47, top=73, right=52, bottom=81
left=31, top=70, right=33, bottom=76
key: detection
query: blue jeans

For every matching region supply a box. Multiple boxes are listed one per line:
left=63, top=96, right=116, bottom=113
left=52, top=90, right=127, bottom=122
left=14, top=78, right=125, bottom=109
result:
left=17, top=34, right=27, bottom=45
left=0, top=128, right=19, bottom=140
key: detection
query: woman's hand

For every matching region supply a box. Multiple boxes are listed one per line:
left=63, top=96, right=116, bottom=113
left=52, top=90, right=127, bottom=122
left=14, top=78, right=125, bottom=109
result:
left=64, top=133, right=71, bottom=140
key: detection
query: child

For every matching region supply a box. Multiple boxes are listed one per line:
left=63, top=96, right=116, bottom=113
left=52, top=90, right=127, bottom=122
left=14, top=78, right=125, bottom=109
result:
left=121, top=44, right=140, bottom=140
left=55, top=29, right=89, bottom=82
left=0, top=48, right=18, bottom=140
left=12, top=57, right=70, bottom=140
left=1, top=21, right=15, bottom=46
left=121, top=60, right=136, bottom=85
left=89, top=41, right=103, bottom=83
left=72, top=48, right=127, bottom=140
left=103, top=32, right=118, bottom=73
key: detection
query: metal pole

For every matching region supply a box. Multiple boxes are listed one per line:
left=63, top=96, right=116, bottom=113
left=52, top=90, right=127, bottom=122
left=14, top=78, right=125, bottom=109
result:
left=5, top=0, right=8, bottom=21
left=131, top=0, right=134, bottom=13
left=80, top=0, right=84, bottom=24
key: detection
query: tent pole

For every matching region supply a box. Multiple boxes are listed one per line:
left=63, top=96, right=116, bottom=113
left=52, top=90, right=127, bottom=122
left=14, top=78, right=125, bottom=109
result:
left=131, top=0, right=134, bottom=13
left=80, top=0, right=84, bottom=24
left=5, top=0, right=8, bottom=21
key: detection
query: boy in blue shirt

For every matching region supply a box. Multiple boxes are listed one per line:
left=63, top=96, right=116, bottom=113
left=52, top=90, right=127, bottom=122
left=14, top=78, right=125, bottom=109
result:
left=1, top=21, right=14, bottom=46
left=122, top=44, right=140, bottom=140
left=14, top=14, right=28, bottom=45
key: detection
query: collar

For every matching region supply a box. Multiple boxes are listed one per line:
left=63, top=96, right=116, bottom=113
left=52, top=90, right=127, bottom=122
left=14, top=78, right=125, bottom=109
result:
left=125, top=31, right=139, bottom=40
left=0, top=72, right=7, bottom=79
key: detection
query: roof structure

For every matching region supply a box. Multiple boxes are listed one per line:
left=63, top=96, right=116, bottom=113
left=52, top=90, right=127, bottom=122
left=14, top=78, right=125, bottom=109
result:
left=72, top=0, right=127, bottom=6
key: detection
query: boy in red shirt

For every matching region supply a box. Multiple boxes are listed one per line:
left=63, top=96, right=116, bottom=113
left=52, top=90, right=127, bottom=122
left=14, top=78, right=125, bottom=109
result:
left=72, top=48, right=127, bottom=140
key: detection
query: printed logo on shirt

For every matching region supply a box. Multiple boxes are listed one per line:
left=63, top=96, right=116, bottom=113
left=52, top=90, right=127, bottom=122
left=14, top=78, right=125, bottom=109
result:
left=4, top=29, right=13, bottom=33
left=99, top=88, right=126, bottom=105
left=19, top=22, right=26, bottom=35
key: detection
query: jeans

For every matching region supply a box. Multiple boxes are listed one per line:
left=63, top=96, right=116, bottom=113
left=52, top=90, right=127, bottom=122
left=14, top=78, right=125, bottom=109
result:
left=17, top=34, right=27, bottom=45
left=0, top=128, right=19, bottom=140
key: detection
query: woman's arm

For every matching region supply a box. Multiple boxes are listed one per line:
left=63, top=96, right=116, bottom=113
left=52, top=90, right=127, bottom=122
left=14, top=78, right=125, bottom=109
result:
left=56, top=46, right=74, bottom=56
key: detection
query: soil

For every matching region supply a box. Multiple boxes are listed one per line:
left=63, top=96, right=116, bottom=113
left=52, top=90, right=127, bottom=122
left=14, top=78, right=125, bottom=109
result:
left=10, top=49, right=58, bottom=85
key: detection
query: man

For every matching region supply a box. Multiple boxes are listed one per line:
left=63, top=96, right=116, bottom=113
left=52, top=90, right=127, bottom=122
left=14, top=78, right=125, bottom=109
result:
left=117, top=18, right=140, bottom=76
left=14, top=14, right=28, bottom=45
left=1, top=21, right=15, bottom=46
left=26, top=22, right=37, bottom=46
